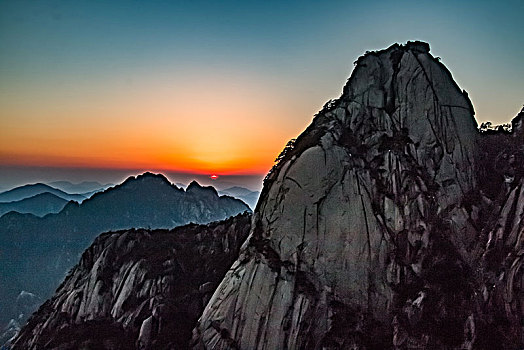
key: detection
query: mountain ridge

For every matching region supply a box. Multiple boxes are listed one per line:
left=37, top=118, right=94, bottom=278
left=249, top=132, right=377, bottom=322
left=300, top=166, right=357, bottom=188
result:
left=218, top=187, right=260, bottom=210
left=0, top=172, right=250, bottom=337
left=11, top=213, right=252, bottom=349
left=0, top=192, right=69, bottom=218
left=0, top=183, right=86, bottom=203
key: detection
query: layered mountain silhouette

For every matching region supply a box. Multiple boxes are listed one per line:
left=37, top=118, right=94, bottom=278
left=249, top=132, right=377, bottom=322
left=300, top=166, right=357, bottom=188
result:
left=48, top=181, right=113, bottom=194
left=0, top=172, right=249, bottom=337
left=0, top=192, right=69, bottom=217
left=10, top=42, right=524, bottom=349
left=0, top=183, right=87, bottom=203
left=218, top=187, right=260, bottom=210
left=0, top=182, right=113, bottom=218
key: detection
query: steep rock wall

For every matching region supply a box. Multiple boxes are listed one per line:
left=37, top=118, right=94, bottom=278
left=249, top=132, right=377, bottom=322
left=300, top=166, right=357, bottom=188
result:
left=192, top=41, right=480, bottom=349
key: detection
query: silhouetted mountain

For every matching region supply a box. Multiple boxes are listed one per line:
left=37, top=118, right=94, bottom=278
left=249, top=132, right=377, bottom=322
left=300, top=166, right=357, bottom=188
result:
left=11, top=213, right=251, bottom=349
left=219, top=186, right=253, bottom=196
left=0, top=192, right=68, bottom=217
left=48, top=181, right=113, bottom=194
left=0, top=183, right=86, bottom=203
left=0, top=172, right=249, bottom=333
left=218, top=186, right=260, bottom=210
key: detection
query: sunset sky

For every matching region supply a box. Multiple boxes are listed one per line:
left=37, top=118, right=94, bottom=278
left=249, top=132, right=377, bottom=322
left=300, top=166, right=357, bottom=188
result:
left=1, top=0, right=523, bottom=188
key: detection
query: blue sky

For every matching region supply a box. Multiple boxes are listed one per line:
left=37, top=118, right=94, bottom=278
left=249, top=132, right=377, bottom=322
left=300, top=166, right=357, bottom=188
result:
left=2, top=0, right=522, bottom=121
left=0, top=0, right=523, bottom=187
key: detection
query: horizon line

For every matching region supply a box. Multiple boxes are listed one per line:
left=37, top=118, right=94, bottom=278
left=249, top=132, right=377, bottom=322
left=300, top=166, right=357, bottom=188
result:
left=0, top=164, right=268, bottom=177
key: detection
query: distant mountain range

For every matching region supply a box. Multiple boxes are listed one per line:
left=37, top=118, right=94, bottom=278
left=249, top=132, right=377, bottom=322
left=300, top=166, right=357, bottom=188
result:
left=0, top=183, right=86, bottom=203
left=0, top=172, right=250, bottom=330
left=48, top=181, right=113, bottom=194
left=218, top=186, right=260, bottom=209
left=174, top=183, right=260, bottom=209
left=0, top=182, right=113, bottom=218
left=0, top=192, right=68, bottom=217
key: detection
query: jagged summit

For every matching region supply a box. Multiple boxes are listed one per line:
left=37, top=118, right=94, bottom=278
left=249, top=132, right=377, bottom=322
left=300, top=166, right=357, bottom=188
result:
left=353, top=40, right=429, bottom=66
left=186, top=180, right=219, bottom=196
left=346, top=40, right=474, bottom=115
left=134, top=171, right=170, bottom=181
left=120, top=172, right=178, bottom=188
left=261, top=40, right=477, bottom=213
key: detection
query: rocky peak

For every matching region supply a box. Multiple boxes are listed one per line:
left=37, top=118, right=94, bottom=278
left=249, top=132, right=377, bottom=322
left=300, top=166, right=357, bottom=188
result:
left=136, top=171, right=168, bottom=181
left=119, top=172, right=180, bottom=191
left=186, top=181, right=219, bottom=197
left=193, top=41, right=483, bottom=349
left=512, top=106, right=524, bottom=136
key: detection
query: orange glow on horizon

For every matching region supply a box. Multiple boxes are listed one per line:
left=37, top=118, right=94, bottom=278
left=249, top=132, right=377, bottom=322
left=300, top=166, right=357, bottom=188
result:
left=0, top=151, right=273, bottom=176
left=0, top=68, right=314, bottom=175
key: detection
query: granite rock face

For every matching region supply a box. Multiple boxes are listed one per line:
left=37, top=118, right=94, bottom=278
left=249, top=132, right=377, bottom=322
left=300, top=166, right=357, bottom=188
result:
left=474, top=107, right=524, bottom=349
left=192, top=41, right=489, bottom=349
left=11, top=213, right=251, bottom=350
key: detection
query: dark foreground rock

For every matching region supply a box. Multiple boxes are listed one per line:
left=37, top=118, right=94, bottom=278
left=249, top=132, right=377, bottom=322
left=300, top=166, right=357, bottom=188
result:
left=191, top=42, right=523, bottom=349
left=11, top=213, right=251, bottom=350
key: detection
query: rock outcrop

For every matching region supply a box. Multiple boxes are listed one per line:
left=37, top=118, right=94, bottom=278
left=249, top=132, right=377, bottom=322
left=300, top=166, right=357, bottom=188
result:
left=473, top=107, right=524, bottom=349
left=11, top=213, right=251, bottom=350
left=191, top=41, right=519, bottom=349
